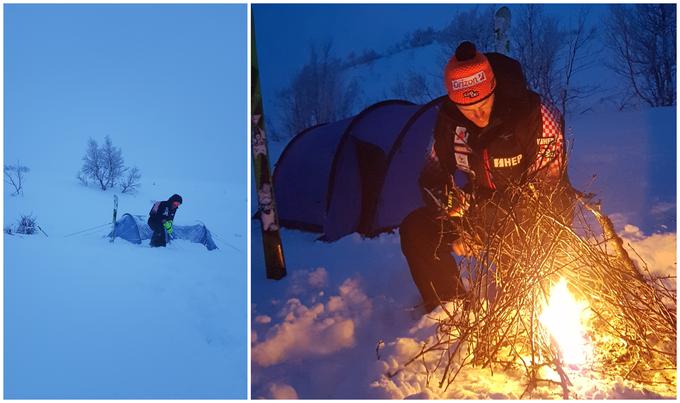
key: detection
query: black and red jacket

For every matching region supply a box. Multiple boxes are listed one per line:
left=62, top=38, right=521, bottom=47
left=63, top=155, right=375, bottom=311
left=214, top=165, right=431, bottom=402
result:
left=421, top=54, right=566, bottom=208
left=147, top=194, right=181, bottom=229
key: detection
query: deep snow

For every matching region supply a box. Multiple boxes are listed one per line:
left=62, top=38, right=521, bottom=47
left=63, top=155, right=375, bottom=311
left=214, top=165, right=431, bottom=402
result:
left=4, top=4, right=247, bottom=398
left=5, top=175, right=246, bottom=398
left=251, top=105, right=676, bottom=398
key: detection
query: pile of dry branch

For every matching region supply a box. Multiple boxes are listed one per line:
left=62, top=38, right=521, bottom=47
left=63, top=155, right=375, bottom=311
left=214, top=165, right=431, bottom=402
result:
left=391, top=180, right=676, bottom=398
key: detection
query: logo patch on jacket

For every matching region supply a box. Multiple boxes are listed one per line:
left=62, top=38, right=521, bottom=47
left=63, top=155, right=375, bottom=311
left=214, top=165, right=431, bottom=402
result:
left=493, top=154, right=523, bottom=168
left=453, top=126, right=472, bottom=173
left=454, top=126, right=469, bottom=144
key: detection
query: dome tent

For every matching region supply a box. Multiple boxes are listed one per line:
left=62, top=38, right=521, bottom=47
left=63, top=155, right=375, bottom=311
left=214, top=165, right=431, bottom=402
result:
left=109, top=213, right=218, bottom=250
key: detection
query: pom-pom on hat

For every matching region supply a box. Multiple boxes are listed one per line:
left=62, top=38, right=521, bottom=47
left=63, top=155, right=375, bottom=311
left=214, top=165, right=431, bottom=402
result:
left=444, top=41, right=496, bottom=105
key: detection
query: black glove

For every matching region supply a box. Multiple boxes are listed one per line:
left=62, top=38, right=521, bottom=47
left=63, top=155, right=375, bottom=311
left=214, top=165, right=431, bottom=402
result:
left=424, top=185, right=471, bottom=218
left=444, top=186, right=471, bottom=218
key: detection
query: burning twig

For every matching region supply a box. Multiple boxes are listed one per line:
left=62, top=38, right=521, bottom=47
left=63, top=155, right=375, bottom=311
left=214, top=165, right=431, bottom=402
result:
left=387, top=180, right=676, bottom=398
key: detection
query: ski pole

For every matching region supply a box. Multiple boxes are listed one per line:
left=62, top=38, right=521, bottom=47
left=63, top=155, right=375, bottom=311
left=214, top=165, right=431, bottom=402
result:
left=37, top=225, right=48, bottom=237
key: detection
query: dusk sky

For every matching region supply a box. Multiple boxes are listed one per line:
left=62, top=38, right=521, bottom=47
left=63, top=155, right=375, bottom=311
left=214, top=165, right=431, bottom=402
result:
left=5, top=4, right=247, bottom=184
left=253, top=3, right=609, bottom=120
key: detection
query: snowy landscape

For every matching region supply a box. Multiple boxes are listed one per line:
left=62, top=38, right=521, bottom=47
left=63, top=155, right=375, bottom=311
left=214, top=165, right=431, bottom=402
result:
left=4, top=5, right=247, bottom=398
left=252, top=106, right=676, bottom=399
left=251, top=4, right=676, bottom=399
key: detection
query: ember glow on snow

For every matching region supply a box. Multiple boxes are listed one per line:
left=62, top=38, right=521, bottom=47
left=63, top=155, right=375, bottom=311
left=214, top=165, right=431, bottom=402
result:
left=539, top=279, right=593, bottom=367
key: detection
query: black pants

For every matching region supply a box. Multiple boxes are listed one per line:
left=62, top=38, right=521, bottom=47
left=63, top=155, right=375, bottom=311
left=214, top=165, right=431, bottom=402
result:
left=148, top=219, right=167, bottom=247
left=400, top=207, right=468, bottom=312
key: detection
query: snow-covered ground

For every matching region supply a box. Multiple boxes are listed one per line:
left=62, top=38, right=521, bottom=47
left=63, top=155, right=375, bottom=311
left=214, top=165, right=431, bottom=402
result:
left=5, top=173, right=246, bottom=398
left=4, top=5, right=247, bottom=398
left=251, top=106, right=676, bottom=399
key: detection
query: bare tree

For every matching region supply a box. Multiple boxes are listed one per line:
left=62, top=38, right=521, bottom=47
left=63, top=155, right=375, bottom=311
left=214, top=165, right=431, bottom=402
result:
left=557, top=7, right=599, bottom=116
left=101, top=136, right=125, bottom=189
left=4, top=161, right=30, bottom=196
left=79, top=137, right=141, bottom=191
left=511, top=5, right=599, bottom=117
left=80, top=138, right=108, bottom=190
left=512, top=5, right=565, bottom=108
left=605, top=4, right=676, bottom=107
left=278, top=41, right=360, bottom=137
left=120, top=166, right=141, bottom=194
left=390, top=71, right=439, bottom=104
left=408, top=27, right=437, bottom=49
left=438, top=5, right=496, bottom=59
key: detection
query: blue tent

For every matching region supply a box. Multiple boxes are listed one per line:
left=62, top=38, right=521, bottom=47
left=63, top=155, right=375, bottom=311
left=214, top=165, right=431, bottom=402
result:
left=109, top=213, right=218, bottom=250
left=273, top=97, right=447, bottom=242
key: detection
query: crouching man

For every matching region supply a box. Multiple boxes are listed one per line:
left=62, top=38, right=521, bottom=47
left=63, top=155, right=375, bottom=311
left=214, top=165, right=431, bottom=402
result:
left=148, top=193, right=183, bottom=247
left=400, top=42, right=572, bottom=313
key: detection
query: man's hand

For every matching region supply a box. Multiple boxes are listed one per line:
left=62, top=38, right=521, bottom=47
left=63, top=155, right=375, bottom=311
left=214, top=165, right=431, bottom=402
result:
left=163, top=220, right=173, bottom=234
left=452, top=238, right=473, bottom=256
left=452, top=233, right=479, bottom=257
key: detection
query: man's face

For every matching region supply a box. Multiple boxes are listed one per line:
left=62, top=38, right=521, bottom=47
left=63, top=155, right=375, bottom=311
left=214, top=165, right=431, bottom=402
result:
left=456, top=93, right=495, bottom=128
left=172, top=201, right=181, bottom=209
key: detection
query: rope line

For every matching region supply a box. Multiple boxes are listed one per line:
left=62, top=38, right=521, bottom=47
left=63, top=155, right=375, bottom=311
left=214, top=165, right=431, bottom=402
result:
left=63, top=222, right=112, bottom=238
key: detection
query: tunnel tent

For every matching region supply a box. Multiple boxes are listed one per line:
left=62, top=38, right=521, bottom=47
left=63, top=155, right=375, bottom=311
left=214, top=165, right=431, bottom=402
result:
left=272, top=52, right=529, bottom=242
left=273, top=98, right=446, bottom=242
left=109, top=213, right=218, bottom=250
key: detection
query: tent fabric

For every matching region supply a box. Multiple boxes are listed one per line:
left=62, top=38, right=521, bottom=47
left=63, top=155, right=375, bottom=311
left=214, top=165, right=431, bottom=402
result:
left=109, top=213, right=218, bottom=250
left=273, top=97, right=447, bottom=242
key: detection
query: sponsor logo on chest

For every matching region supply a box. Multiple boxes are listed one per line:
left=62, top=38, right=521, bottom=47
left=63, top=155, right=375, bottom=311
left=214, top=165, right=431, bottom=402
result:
left=452, top=126, right=473, bottom=173
left=493, top=154, right=523, bottom=168
left=454, top=126, right=469, bottom=144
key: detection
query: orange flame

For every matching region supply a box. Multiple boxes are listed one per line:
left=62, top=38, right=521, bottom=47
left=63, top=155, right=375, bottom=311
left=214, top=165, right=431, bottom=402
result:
left=539, top=278, right=592, bottom=366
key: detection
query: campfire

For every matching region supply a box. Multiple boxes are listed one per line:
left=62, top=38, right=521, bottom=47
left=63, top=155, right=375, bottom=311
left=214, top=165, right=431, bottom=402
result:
left=387, top=176, right=677, bottom=399
left=539, top=278, right=592, bottom=367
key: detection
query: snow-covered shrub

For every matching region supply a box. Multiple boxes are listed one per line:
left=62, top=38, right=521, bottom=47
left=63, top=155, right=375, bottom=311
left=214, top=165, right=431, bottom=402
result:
left=78, top=136, right=142, bottom=192
left=5, top=214, right=39, bottom=235
left=119, top=166, right=141, bottom=194
left=408, top=27, right=436, bottom=48
left=17, top=214, right=38, bottom=234
left=4, top=162, right=30, bottom=196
